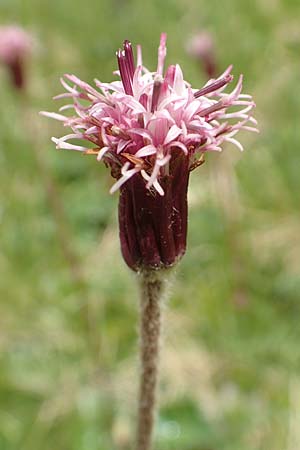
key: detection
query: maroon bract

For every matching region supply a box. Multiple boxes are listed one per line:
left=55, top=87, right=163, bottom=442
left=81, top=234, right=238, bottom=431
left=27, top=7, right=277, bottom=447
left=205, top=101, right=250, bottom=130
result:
left=118, top=149, right=189, bottom=270
left=41, top=34, right=258, bottom=271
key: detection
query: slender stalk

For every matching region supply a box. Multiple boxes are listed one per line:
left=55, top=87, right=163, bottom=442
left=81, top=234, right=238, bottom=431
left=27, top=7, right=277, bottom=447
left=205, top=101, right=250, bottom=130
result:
left=136, top=270, right=166, bottom=450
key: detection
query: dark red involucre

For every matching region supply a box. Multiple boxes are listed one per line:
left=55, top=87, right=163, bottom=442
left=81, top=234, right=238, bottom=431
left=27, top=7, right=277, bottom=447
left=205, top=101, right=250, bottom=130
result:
left=119, top=150, right=189, bottom=271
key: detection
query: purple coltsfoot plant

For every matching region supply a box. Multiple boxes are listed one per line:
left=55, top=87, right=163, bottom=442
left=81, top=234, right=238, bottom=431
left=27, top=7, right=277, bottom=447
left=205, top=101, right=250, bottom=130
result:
left=186, top=31, right=218, bottom=79
left=0, top=25, right=32, bottom=90
left=41, top=34, right=257, bottom=450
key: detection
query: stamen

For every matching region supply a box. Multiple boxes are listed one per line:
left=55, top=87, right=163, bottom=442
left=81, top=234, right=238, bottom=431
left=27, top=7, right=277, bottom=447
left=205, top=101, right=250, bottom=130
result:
left=194, top=74, right=233, bottom=98
left=123, top=40, right=135, bottom=80
left=117, top=49, right=133, bottom=95
left=151, top=75, right=163, bottom=112
left=198, top=97, right=228, bottom=116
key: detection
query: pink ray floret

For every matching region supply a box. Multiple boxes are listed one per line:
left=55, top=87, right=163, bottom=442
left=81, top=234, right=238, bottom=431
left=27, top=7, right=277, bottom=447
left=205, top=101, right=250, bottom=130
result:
left=40, top=34, right=257, bottom=196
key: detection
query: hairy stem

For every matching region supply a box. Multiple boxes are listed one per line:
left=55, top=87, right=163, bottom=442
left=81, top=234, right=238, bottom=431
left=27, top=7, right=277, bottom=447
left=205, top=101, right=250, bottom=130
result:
left=136, top=271, right=166, bottom=450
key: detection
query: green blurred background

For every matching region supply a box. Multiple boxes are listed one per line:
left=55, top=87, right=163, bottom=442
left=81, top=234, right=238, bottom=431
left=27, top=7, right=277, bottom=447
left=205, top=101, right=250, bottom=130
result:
left=1, top=0, right=300, bottom=449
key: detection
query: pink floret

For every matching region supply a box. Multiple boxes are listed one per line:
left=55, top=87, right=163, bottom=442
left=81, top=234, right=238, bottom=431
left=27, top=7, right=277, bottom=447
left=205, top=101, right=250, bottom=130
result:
left=41, top=33, right=258, bottom=196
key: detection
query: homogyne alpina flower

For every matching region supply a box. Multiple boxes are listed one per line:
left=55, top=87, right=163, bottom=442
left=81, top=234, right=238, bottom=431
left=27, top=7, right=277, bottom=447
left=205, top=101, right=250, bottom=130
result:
left=0, top=25, right=32, bottom=89
left=41, top=33, right=258, bottom=271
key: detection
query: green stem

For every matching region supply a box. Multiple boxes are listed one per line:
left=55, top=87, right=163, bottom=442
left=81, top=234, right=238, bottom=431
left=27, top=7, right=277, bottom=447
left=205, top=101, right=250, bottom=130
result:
left=136, top=271, right=166, bottom=450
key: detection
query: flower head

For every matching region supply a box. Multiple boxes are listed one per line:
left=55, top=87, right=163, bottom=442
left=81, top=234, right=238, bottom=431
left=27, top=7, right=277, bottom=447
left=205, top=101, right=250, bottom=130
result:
left=0, top=25, right=32, bottom=89
left=41, top=34, right=257, bottom=271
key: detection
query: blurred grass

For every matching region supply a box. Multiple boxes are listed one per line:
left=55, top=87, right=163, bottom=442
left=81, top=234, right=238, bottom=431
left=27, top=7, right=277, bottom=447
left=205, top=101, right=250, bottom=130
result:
left=1, top=0, right=300, bottom=449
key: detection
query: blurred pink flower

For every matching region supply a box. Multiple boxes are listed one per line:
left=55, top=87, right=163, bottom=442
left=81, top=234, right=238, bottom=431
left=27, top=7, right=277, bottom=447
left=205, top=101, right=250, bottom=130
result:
left=41, top=34, right=258, bottom=270
left=186, top=31, right=217, bottom=78
left=0, top=25, right=32, bottom=89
